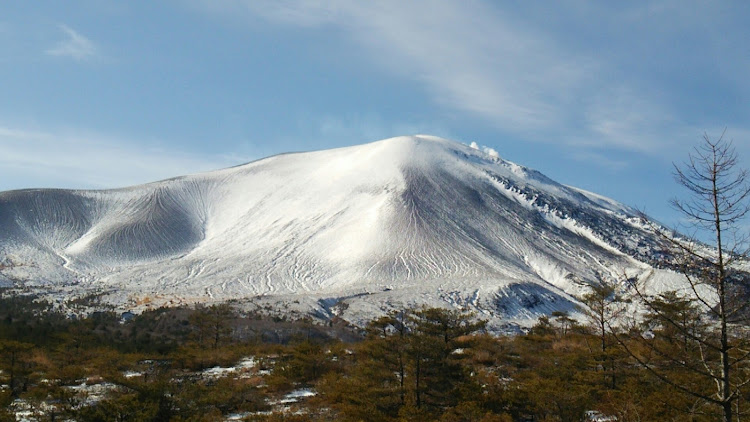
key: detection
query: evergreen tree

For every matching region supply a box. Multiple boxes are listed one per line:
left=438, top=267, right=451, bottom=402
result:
left=406, top=308, right=485, bottom=415
left=580, top=282, right=623, bottom=389
left=0, top=339, right=34, bottom=397
left=188, top=303, right=234, bottom=350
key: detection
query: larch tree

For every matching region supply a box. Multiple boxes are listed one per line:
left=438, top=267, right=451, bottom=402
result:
left=580, top=282, right=623, bottom=390
left=623, top=132, right=750, bottom=422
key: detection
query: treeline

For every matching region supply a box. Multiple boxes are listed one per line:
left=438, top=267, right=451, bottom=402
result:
left=313, top=303, right=749, bottom=422
left=1, top=292, right=748, bottom=421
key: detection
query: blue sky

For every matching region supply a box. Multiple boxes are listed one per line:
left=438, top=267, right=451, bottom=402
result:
left=2, top=1, right=749, bottom=227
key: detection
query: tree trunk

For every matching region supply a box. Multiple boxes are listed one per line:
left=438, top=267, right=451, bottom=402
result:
left=714, top=155, right=733, bottom=422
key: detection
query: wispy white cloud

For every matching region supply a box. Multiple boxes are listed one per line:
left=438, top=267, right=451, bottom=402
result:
left=0, top=125, right=244, bottom=191
left=192, top=1, right=590, bottom=131
left=570, top=151, right=629, bottom=171
left=188, top=0, right=750, bottom=157
left=46, top=24, right=97, bottom=60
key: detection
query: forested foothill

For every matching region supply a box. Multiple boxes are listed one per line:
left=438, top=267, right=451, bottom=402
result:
left=2, top=289, right=750, bottom=422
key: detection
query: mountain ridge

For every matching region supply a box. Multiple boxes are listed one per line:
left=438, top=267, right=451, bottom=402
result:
left=0, top=135, right=682, bottom=328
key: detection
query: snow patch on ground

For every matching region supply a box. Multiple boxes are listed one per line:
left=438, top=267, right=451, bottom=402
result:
left=271, top=388, right=317, bottom=405
left=201, top=357, right=258, bottom=378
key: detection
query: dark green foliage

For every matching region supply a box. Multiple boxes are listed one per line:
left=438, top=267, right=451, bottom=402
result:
left=318, top=307, right=486, bottom=421
left=188, top=303, right=235, bottom=349
left=0, top=340, right=35, bottom=397
left=2, top=290, right=749, bottom=421
left=76, top=392, right=158, bottom=422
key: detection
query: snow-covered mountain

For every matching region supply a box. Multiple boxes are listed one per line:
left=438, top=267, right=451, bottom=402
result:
left=0, top=135, right=683, bottom=328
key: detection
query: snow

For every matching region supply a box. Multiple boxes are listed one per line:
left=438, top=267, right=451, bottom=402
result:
left=65, top=381, right=121, bottom=406
left=274, top=388, right=317, bottom=405
left=201, top=365, right=238, bottom=378
left=585, top=410, right=617, bottom=422
left=122, top=370, right=142, bottom=378
left=201, top=357, right=258, bottom=379
left=0, top=135, right=695, bottom=327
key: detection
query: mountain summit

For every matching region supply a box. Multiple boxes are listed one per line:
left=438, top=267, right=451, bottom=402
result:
left=0, top=135, right=680, bottom=328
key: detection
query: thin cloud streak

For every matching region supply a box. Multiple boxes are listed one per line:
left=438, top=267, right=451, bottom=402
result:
left=570, top=151, right=629, bottom=171
left=193, top=0, right=591, bottom=131
left=0, top=125, right=244, bottom=191
left=46, top=24, right=97, bottom=60
left=190, top=0, right=749, bottom=156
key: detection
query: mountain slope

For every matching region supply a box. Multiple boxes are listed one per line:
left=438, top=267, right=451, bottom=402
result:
left=0, top=135, right=681, bottom=327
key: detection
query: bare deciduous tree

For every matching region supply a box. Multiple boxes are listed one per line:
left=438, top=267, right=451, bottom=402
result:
left=622, top=131, right=750, bottom=422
